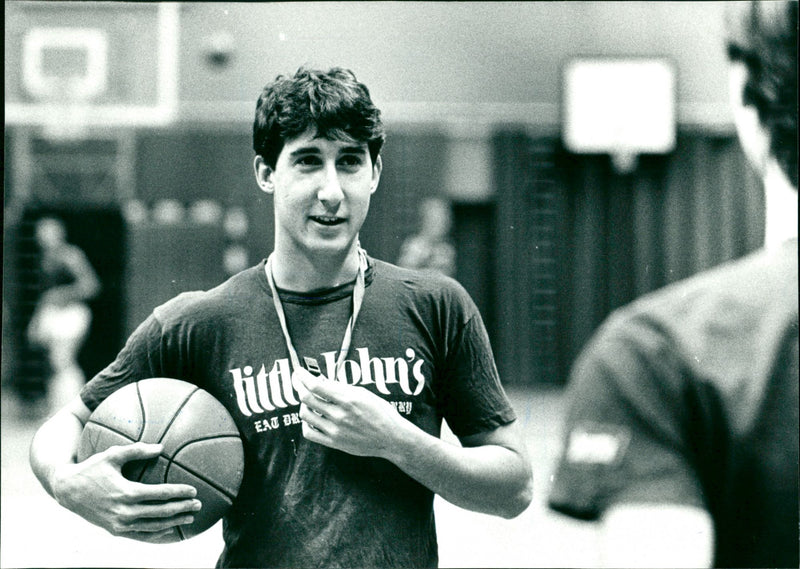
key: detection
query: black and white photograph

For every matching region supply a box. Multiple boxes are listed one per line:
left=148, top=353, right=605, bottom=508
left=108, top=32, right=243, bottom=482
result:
left=3, top=2, right=797, bottom=568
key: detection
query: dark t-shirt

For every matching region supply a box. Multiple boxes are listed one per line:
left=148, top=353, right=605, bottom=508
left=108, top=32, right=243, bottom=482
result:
left=548, top=240, right=799, bottom=568
left=82, top=256, right=516, bottom=568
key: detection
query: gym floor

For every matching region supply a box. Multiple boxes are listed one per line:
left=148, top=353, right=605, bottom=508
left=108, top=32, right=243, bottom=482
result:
left=0, top=386, right=601, bottom=568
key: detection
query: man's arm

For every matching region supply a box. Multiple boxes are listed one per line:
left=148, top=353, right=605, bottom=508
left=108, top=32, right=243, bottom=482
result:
left=388, top=417, right=533, bottom=519
left=600, top=503, right=714, bottom=568
left=294, top=371, right=533, bottom=518
left=29, top=395, right=202, bottom=543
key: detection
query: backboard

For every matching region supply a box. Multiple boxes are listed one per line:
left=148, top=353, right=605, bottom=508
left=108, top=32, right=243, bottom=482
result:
left=562, top=57, right=676, bottom=173
left=5, top=2, right=179, bottom=137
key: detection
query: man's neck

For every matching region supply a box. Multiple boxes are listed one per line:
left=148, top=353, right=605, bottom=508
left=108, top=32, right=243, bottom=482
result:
left=763, top=160, right=798, bottom=249
left=269, top=245, right=361, bottom=292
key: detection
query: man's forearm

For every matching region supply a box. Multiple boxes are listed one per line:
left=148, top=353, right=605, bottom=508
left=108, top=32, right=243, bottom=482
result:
left=383, top=421, right=533, bottom=519
left=29, top=401, right=88, bottom=498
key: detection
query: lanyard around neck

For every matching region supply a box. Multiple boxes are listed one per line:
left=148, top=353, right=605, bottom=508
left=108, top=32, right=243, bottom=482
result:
left=265, top=249, right=367, bottom=377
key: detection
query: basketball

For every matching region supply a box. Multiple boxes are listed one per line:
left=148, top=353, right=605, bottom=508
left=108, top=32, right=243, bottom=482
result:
left=76, top=377, right=245, bottom=542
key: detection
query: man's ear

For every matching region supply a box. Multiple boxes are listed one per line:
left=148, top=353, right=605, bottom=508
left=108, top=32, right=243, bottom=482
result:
left=254, top=155, right=274, bottom=194
left=370, top=155, right=383, bottom=195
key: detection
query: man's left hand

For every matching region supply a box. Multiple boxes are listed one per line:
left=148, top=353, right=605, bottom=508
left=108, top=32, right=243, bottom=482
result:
left=292, top=369, right=405, bottom=458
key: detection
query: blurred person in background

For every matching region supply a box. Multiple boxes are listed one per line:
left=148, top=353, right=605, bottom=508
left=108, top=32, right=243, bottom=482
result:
left=547, top=2, right=798, bottom=568
left=397, top=196, right=457, bottom=277
left=26, top=216, right=100, bottom=416
left=28, top=67, right=532, bottom=568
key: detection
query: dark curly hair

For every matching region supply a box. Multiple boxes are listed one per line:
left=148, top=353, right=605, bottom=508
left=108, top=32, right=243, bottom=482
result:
left=726, top=1, right=798, bottom=187
left=252, top=67, right=386, bottom=169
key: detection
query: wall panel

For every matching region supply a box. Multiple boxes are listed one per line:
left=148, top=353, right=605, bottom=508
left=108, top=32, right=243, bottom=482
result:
left=492, top=131, right=764, bottom=386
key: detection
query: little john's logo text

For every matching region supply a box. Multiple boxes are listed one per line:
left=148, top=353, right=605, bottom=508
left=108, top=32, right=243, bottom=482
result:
left=230, top=347, right=426, bottom=417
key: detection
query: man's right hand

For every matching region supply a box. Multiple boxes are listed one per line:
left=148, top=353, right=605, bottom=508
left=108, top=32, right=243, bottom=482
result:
left=52, top=442, right=201, bottom=543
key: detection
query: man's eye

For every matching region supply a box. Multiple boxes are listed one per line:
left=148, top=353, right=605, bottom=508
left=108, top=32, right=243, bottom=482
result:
left=339, top=155, right=364, bottom=168
left=296, top=156, right=322, bottom=167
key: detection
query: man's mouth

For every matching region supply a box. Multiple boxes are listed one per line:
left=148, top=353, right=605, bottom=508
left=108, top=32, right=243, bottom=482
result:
left=310, top=215, right=345, bottom=226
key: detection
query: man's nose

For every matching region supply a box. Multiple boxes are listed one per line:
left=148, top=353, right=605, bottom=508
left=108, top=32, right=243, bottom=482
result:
left=317, top=165, right=344, bottom=207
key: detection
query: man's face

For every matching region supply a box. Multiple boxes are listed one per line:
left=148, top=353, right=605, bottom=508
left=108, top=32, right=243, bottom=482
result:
left=255, top=128, right=381, bottom=259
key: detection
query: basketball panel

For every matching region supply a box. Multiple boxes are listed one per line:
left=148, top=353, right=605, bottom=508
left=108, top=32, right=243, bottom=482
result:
left=76, top=421, right=137, bottom=462
left=159, top=390, right=240, bottom=456
left=132, top=454, right=172, bottom=485
left=167, top=463, right=235, bottom=539
left=171, top=437, right=245, bottom=497
left=137, top=378, right=199, bottom=444
left=84, top=382, right=145, bottom=441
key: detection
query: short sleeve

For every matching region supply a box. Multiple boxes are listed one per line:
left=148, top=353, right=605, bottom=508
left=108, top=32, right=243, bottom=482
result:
left=438, top=309, right=516, bottom=437
left=80, top=314, right=166, bottom=411
left=547, top=315, right=707, bottom=520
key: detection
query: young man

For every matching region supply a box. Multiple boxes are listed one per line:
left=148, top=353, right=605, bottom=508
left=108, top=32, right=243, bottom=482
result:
left=25, top=216, right=100, bottom=414
left=29, top=67, right=533, bottom=568
left=547, top=3, right=798, bottom=568
left=397, top=196, right=457, bottom=277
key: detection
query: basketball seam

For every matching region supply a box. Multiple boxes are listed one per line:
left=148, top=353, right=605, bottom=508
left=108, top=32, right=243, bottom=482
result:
left=135, top=382, right=146, bottom=442
left=155, top=385, right=201, bottom=445
left=161, top=388, right=241, bottom=502
left=83, top=420, right=138, bottom=444
left=159, top=387, right=239, bottom=495
left=128, top=381, right=198, bottom=482
left=164, top=434, right=242, bottom=501
left=81, top=422, right=148, bottom=482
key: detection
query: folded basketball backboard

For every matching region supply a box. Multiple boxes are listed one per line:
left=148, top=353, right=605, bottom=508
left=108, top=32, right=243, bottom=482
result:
left=562, top=57, right=676, bottom=174
left=5, top=2, right=179, bottom=138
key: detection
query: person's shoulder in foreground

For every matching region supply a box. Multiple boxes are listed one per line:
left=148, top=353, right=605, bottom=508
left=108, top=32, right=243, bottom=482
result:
left=599, top=238, right=798, bottom=365
left=548, top=2, right=798, bottom=565
left=548, top=241, right=798, bottom=568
